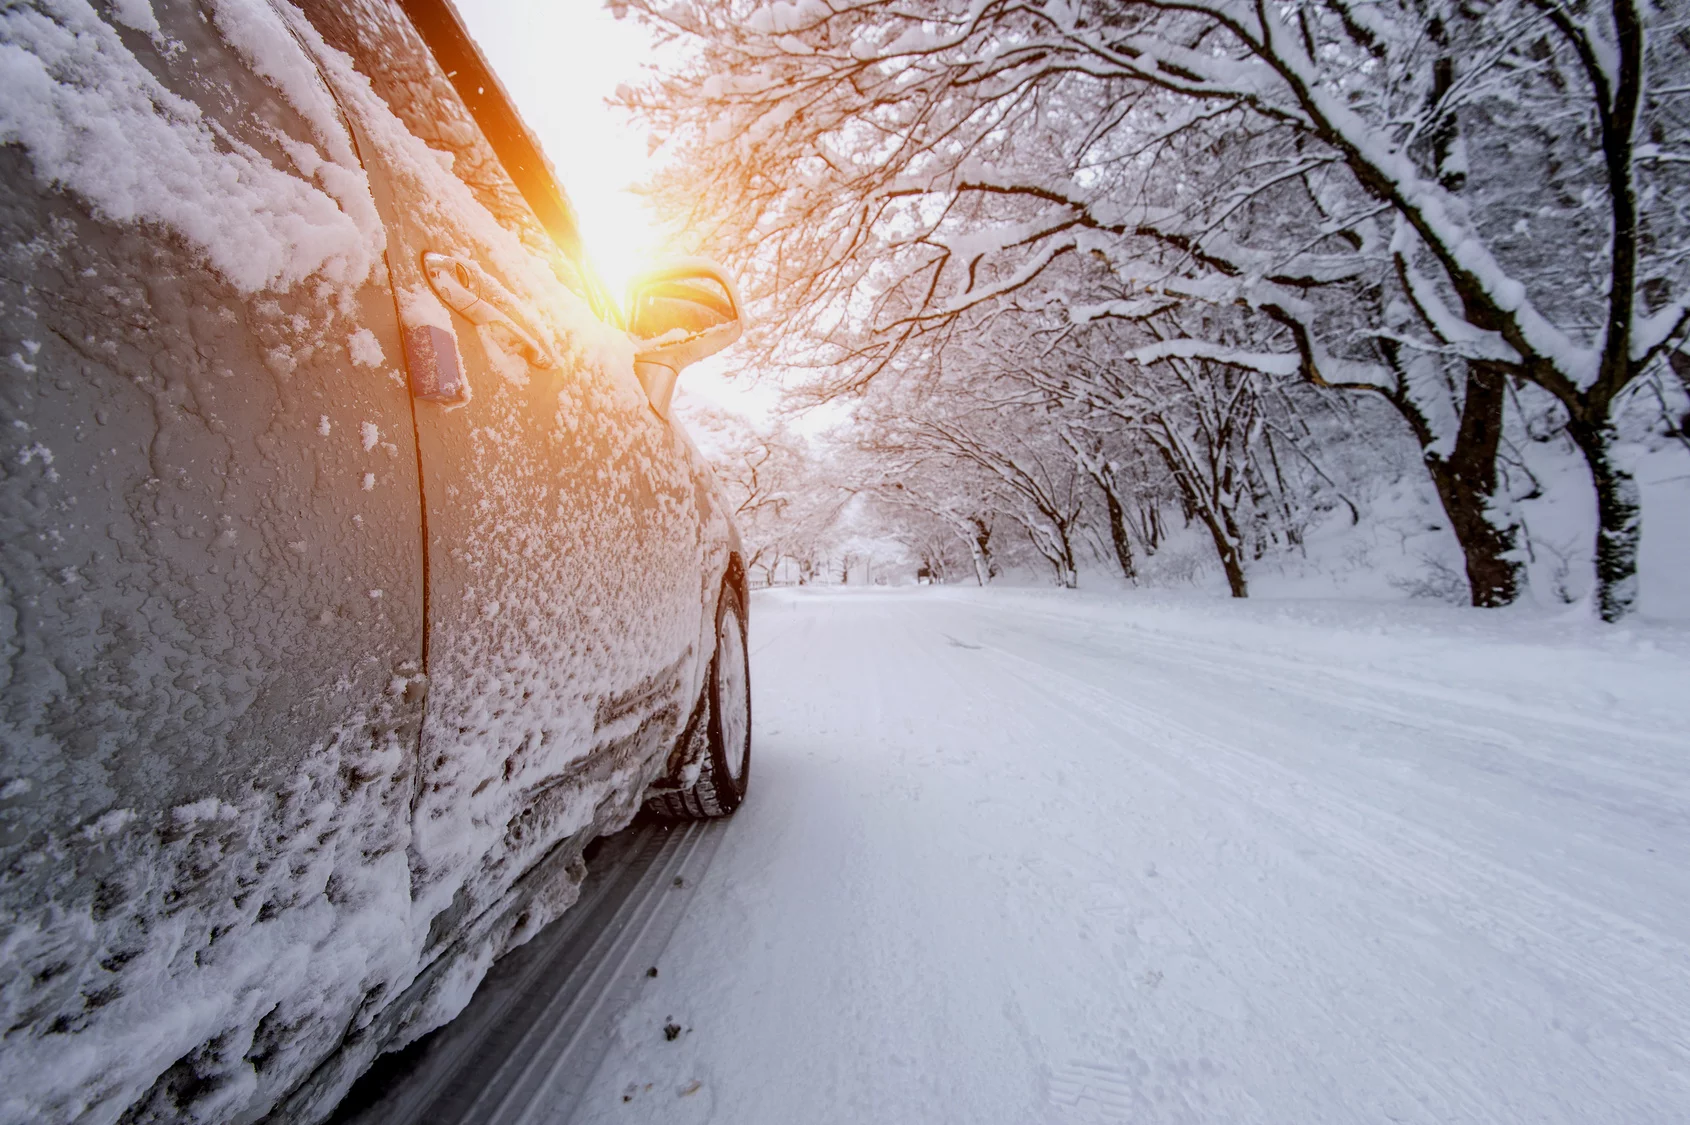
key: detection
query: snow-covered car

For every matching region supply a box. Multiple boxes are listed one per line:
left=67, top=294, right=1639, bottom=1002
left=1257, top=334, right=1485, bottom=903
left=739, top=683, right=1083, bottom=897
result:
left=0, top=1, right=752, bottom=1121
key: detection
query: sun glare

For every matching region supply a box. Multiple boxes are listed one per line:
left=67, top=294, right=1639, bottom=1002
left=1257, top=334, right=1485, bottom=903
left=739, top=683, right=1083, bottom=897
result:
left=455, top=1, right=669, bottom=308
left=576, top=182, right=663, bottom=302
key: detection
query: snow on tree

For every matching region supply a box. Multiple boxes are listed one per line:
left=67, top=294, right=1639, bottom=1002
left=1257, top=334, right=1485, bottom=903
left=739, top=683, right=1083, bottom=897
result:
left=677, top=404, right=851, bottom=584
left=620, top=0, right=1689, bottom=618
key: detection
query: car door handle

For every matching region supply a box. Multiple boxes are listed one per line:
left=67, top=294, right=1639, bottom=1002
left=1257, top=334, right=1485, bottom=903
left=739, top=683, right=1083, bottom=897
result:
left=422, top=252, right=556, bottom=369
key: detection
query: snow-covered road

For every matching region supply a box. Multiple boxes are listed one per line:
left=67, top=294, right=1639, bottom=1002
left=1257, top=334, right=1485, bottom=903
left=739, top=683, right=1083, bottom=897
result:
left=575, top=587, right=1690, bottom=1124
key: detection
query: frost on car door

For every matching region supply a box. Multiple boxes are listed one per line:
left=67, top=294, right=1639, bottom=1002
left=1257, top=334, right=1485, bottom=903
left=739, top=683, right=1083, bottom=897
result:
left=302, top=2, right=710, bottom=979
left=0, top=3, right=426, bottom=1122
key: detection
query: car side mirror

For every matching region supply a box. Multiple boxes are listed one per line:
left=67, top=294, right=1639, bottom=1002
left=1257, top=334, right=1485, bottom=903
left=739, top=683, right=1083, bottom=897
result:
left=626, top=259, right=744, bottom=418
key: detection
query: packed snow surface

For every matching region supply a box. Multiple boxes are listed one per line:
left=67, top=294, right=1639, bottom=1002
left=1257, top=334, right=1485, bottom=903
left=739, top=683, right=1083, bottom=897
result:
left=578, top=587, right=1690, bottom=1124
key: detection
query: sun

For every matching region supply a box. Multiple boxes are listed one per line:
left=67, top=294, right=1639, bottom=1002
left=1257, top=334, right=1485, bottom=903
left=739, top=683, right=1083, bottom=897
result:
left=575, top=183, right=664, bottom=305
left=448, top=2, right=673, bottom=312
left=450, top=1, right=759, bottom=422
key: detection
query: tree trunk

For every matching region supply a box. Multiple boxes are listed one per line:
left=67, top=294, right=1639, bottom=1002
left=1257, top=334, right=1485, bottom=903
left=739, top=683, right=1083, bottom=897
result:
left=1436, top=364, right=1523, bottom=607
left=1184, top=502, right=1249, bottom=596
left=1034, top=523, right=1078, bottom=588
left=1375, top=360, right=1524, bottom=608
left=1050, top=554, right=1077, bottom=588
left=1424, top=458, right=1523, bottom=608
left=1566, top=413, right=1642, bottom=622
left=1155, top=444, right=1247, bottom=597
left=968, top=517, right=993, bottom=586
left=1025, top=517, right=1079, bottom=589
left=1056, top=524, right=1078, bottom=589
left=1102, top=485, right=1137, bottom=582
left=1200, top=508, right=1249, bottom=598
left=1219, top=550, right=1248, bottom=597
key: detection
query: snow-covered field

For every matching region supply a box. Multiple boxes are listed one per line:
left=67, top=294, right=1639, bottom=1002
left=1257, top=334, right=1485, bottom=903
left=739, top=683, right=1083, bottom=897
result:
left=574, top=586, right=1690, bottom=1124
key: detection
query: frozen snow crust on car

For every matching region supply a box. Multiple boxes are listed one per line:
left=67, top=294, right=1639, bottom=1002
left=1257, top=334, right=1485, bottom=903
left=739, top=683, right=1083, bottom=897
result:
left=0, top=2, right=733, bottom=1123
left=0, top=0, right=384, bottom=296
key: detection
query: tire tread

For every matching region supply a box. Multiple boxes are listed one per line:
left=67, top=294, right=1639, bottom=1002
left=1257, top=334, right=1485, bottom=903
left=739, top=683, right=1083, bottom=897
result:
left=643, top=582, right=749, bottom=823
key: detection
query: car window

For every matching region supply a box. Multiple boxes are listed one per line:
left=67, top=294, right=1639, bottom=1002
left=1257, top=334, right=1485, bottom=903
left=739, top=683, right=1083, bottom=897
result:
left=303, top=0, right=611, bottom=315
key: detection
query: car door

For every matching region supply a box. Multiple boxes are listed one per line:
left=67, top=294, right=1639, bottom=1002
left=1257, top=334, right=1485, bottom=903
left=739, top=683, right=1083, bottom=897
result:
left=0, top=2, right=428, bottom=1121
left=299, top=0, right=714, bottom=969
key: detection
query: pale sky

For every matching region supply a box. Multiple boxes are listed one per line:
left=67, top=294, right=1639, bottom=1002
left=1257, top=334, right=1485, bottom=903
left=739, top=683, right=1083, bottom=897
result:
left=453, top=1, right=773, bottom=422
left=454, top=0, right=666, bottom=296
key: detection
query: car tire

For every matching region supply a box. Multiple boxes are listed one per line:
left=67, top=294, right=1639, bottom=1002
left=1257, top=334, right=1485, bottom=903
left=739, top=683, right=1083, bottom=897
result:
left=648, top=581, right=751, bottom=820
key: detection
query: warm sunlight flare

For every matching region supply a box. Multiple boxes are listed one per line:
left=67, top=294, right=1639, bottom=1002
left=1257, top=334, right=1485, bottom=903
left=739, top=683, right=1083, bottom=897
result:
left=578, top=187, right=661, bottom=300
left=455, top=0, right=667, bottom=304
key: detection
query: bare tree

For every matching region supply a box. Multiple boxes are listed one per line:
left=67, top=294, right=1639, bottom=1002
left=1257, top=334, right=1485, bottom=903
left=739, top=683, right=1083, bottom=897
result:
left=1051, top=343, right=1266, bottom=598
left=869, top=480, right=1001, bottom=586
left=680, top=405, right=853, bottom=585
left=623, top=0, right=1690, bottom=619
left=1062, top=426, right=1139, bottom=583
left=858, top=370, right=1087, bottom=586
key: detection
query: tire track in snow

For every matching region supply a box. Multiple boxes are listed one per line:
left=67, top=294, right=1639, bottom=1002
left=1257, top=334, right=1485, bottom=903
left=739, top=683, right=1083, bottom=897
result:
left=963, top=596, right=1685, bottom=754
left=879, top=602, right=1410, bottom=1121
left=566, top=592, right=1690, bottom=1125
left=920, top=618, right=1653, bottom=1121
left=952, top=598, right=1690, bottom=930
left=961, top=623, right=1690, bottom=1095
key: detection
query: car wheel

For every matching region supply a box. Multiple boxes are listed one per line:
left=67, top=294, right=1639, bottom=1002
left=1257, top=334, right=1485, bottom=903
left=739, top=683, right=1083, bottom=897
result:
left=649, top=581, right=751, bottom=819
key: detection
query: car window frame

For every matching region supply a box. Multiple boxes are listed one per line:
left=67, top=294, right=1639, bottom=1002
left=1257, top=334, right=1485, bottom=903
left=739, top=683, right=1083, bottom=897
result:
left=393, top=0, right=626, bottom=327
